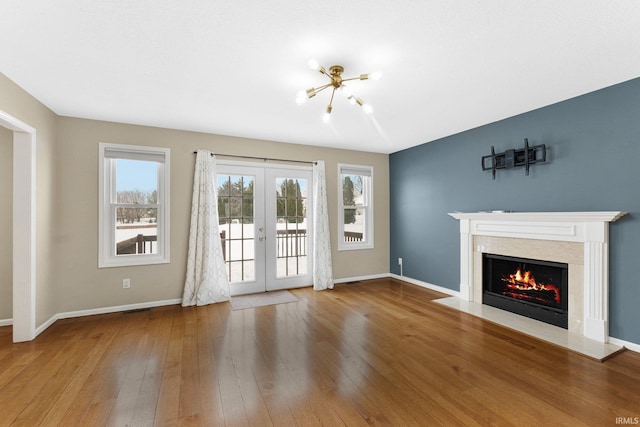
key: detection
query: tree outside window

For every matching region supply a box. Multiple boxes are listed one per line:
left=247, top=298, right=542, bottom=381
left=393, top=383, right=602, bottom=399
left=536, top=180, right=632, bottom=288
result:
left=338, top=164, right=373, bottom=250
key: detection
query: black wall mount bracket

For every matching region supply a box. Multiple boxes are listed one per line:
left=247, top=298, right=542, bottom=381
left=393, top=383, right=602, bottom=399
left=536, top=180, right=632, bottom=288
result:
left=481, top=138, right=546, bottom=179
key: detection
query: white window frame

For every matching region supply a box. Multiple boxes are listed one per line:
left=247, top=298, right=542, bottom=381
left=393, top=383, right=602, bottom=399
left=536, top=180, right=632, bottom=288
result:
left=337, top=163, right=374, bottom=251
left=98, top=143, right=170, bottom=268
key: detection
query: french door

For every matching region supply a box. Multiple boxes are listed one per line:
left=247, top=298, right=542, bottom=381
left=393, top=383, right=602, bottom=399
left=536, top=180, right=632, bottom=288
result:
left=216, top=163, right=313, bottom=296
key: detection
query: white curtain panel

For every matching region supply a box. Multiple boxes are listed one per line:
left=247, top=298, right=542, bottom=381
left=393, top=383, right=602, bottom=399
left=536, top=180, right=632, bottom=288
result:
left=312, top=160, right=334, bottom=290
left=182, top=151, right=231, bottom=306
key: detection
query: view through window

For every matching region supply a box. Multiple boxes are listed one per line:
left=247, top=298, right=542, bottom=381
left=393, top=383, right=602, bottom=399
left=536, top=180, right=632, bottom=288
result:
left=115, top=159, right=159, bottom=255
left=338, top=164, right=373, bottom=250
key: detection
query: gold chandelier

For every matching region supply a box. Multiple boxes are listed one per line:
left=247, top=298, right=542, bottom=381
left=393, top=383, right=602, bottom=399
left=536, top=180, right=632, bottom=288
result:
left=297, top=59, right=381, bottom=122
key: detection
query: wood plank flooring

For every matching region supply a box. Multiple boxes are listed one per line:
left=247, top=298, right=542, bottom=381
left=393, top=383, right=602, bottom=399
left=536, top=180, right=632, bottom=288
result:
left=1, top=278, right=639, bottom=426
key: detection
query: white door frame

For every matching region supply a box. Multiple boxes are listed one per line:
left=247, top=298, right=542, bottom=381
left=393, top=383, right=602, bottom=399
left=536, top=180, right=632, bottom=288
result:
left=217, top=160, right=314, bottom=294
left=0, top=109, right=36, bottom=343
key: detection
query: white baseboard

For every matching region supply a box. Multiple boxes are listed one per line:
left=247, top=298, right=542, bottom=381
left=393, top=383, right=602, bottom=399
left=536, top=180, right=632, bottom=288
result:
left=609, top=336, right=640, bottom=353
left=57, top=298, right=182, bottom=320
left=389, top=273, right=460, bottom=297
left=35, top=299, right=182, bottom=338
left=333, top=273, right=390, bottom=284
left=0, top=318, right=12, bottom=327
left=335, top=273, right=460, bottom=297
left=36, top=314, right=58, bottom=337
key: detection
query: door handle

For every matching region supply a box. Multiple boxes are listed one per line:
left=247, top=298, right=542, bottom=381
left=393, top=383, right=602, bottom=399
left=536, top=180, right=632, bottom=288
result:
left=259, top=236, right=265, bottom=241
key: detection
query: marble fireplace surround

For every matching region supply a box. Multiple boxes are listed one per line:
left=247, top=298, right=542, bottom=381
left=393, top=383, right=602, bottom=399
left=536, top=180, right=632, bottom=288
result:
left=443, top=211, right=626, bottom=359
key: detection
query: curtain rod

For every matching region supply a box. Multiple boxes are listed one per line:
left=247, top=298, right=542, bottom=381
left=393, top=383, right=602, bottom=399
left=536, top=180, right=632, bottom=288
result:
left=193, top=151, right=316, bottom=165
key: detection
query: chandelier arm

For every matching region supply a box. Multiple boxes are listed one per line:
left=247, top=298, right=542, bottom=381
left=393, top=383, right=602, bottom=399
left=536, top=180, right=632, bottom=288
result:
left=316, top=83, right=333, bottom=92
left=310, top=83, right=333, bottom=95
left=318, top=66, right=331, bottom=78
left=341, top=76, right=365, bottom=83
left=328, top=87, right=337, bottom=110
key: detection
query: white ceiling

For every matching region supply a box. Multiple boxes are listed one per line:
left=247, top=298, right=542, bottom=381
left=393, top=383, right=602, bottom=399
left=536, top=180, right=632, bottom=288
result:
left=1, top=1, right=639, bottom=154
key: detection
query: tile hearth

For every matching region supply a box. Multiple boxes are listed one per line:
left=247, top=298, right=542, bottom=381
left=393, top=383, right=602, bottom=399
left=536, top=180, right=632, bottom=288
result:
left=435, top=296, right=623, bottom=360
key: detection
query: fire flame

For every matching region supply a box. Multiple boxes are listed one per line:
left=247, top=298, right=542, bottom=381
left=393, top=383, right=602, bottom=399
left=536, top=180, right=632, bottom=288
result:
left=503, top=268, right=561, bottom=305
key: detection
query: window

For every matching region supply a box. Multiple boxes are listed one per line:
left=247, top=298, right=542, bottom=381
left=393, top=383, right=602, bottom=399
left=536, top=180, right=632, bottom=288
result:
left=338, top=164, right=373, bottom=250
left=99, top=143, right=170, bottom=267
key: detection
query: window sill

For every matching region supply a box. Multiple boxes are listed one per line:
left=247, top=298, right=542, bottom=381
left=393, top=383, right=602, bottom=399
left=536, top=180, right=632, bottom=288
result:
left=337, top=243, right=374, bottom=251
left=98, top=255, right=170, bottom=269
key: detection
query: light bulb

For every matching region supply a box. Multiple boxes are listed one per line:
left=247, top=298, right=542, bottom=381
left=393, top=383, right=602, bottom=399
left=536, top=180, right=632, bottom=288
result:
left=296, top=90, right=307, bottom=105
left=308, top=58, right=320, bottom=70
left=363, top=104, right=374, bottom=114
left=322, top=112, right=331, bottom=123
left=369, top=71, right=383, bottom=81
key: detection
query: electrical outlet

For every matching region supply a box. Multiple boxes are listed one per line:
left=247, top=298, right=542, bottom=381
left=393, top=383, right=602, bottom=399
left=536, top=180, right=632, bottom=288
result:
left=398, top=257, right=403, bottom=266
left=123, top=278, right=130, bottom=289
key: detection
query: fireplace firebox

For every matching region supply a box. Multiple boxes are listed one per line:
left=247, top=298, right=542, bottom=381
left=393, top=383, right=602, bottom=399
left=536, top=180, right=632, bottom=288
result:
left=482, top=253, right=568, bottom=329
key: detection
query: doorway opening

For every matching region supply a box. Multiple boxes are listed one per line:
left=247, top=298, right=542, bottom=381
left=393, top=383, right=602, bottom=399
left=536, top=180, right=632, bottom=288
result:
left=0, top=109, right=37, bottom=342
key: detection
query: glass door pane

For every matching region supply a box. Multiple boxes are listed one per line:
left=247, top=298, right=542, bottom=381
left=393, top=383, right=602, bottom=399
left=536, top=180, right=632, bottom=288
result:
left=217, top=174, right=255, bottom=282
left=275, top=177, right=308, bottom=278
left=265, top=168, right=313, bottom=291
left=216, top=166, right=265, bottom=296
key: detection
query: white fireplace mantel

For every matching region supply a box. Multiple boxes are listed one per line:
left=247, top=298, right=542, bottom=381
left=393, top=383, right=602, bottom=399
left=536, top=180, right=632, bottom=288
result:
left=448, top=211, right=626, bottom=344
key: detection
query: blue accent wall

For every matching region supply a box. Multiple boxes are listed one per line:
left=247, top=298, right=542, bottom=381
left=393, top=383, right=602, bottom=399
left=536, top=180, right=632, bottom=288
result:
left=389, top=77, right=640, bottom=344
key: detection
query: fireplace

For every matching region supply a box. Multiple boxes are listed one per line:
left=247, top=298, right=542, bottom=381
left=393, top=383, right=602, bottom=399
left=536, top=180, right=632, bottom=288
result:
left=482, top=253, right=568, bottom=329
left=447, top=211, right=626, bottom=347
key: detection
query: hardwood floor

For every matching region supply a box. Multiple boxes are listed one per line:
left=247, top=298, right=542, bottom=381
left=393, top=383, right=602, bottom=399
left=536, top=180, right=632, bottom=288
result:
left=1, top=278, right=639, bottom=426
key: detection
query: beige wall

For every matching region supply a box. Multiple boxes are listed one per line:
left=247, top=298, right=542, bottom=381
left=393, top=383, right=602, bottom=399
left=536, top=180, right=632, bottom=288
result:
left=0, top=73, right=58, bottom=326
left=1, top=71, right=389, bottom=329
left=56, top=117, right=389, bottom=312
left=0, top=127, right=12, bottom=318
